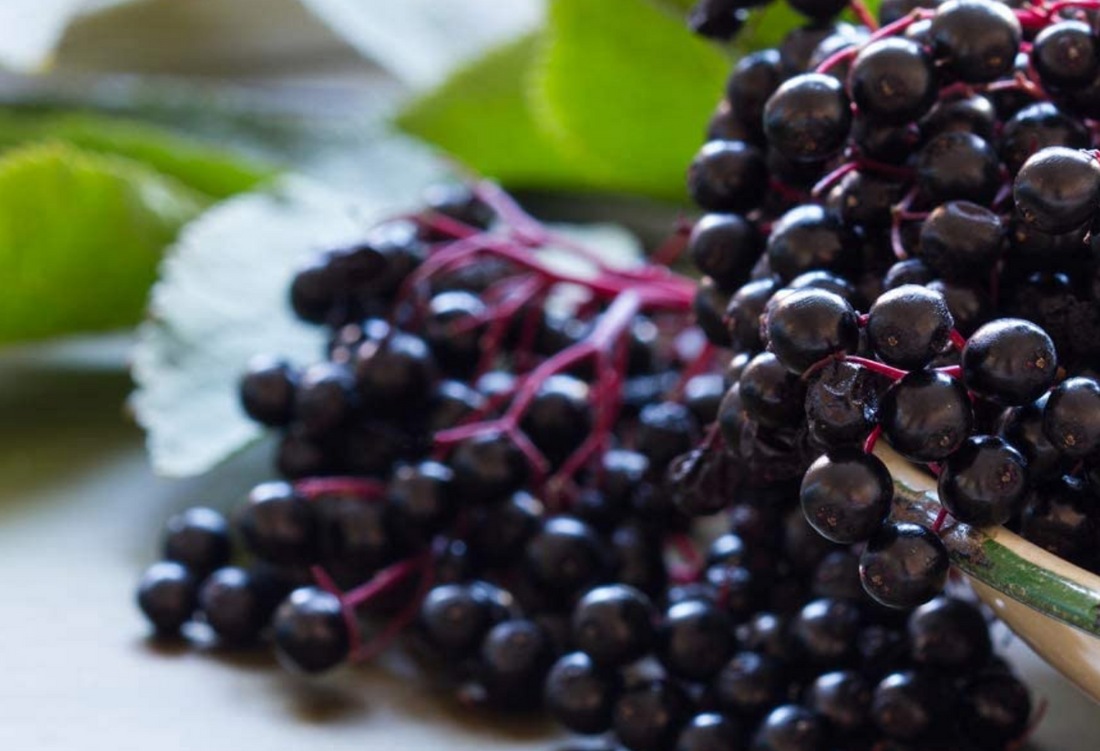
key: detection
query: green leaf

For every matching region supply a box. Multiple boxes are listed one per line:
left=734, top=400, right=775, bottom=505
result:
left=396, top=34, right=592, bottom=191
left=0, top=141, right=207, bottom=343
left=530, top=0, right=730, bottom=201
left=0, top=109, right=277, bottom=198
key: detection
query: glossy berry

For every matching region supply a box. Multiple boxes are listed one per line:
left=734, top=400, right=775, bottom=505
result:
left=849, top=38, right=937, bottom=124
left=479, top=619, right=555, bottom=707
left=918, top=201, right=1003, bottom=282
left=800, top=449, right=894, bottom=544
left=688, top=140, right=769, bottom=213
left=868, top=286, right=954, bottom=370
left=962, top=319, right=1058, bottom=406
left=765, top=288, right=859, bottom=374
left=1000, top=393, right=1062, bottom=479
left=675, top=713, right=744, bottom=751
left=1033, top=21, right=1100, bottom=92
left=354, top=332, right=436, bottom=414
left=688, top=0, right=749, bottom=41
left=1014, top=147, right=1100, bottom=233
left=959, top=672, right=1032, bottom=748
left=860, top=522, right=950, bottom=608
left=613, top=680, right=690, bottom=751
left=419, top=582, right=509, bottom=657
left=162, top=506, right=232, bottom=578
left=871, top=670, right=950, bottom=741
left=272, top=587, right=350, bottom=674
left=527, top=517, right=606, bottom=597
left=423, top=290, right=487, bottom=378
left=766, top=204, right=855, bottom=283
left=726, top=50, right=783, bottom=139
left=712, top=651, right=787, bottom=716
left=295, top=362, right=357, bottom=437
left=688, top=213, right=761, bottom=291
left=1043, top=376, right=1100, bottom=456
left=388, top=460, right=455, bottom=537
left=792, top=597, right=861, bottom=666
left=136, top=561, right=197, bottom=634
left=1000, top=102, right=1090, bottom=175
left=763, top=73, right=852, bottom=163
left=881, top=370, right=974, bottom=462
left=753, top=704, right=826, bottom=751
left=450, top=432, right=529, bottom=502
left=544, top=651, right=619, bottom=734
left=198, top=567, right=273, bottom=644
left=804, top=360, right=880, bottom=448
left=636, top=401, right=698, bottom=470
left=930, top=0, right=1021, bottom=83
left=236, top=482, right=316, bottom=565
left=938, top=435, right=1029, bottom=527
left=658, top=599, right=735, bottom=680
left=807, top=671, right=872, bottom=734
left=239, top=355, right=297, bottom=426
left=423, top=183, right=493, bottom=229
left=726, top=277, right=779, bottom=351
left=917, top=132, right=1001, bottom=204
left=572, top=584, right=655, bottom=668
left=739, top=352, right=807, bottom=429
left=521, top=375, right=592, bottom=466
left=907, top=596, right=992, bottom=673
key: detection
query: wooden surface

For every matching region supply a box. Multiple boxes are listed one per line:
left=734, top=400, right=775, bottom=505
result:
left=0, top=338, right=1097, bottom=750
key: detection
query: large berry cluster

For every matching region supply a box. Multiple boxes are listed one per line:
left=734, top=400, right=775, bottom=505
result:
left=135, top=179, right=1035, bottom=750
left=683, top=0, right=1100, bottom=610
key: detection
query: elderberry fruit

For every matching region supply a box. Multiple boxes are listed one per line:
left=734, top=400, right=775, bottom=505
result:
left=958, top=672, right=1032, bottom=748
left=712, top=651, right=787, bottom=717
left=917, top=201, right=1003, bottom=283
left=239, top=356, right=298, bottom=427
left=880, top=370, right=974, bottom=462
left=163, top=506, right=232, bottom=578
left=272, top=586, right=350, bottom=673
left=137, top=561, right=197, bottom=635
left=860, top=522, right=950, bottom=608
left=850, top=38, right=937, bottom=124
left=1014, top=147, right=1100, bottom=233
left=962, top=319, right=1057, bottom=406
left=871, top=670, right=950, bottom=741
left=930, top=0, right=1021, bottom=83
left=572, top=584, right=655, bottom=668
left=236, top=482, right=317, bottom=565
left=613, top=680, right=690, bottom=751
left=675, top=713, right=744, bottom=751
left=907, top=596, right=992, bottom=673
left=765, top=288, right=860, bottom=374
left=806, top=670, right=872, bottom=734
left=801, top=449, right=893, bottom=543
left=763, top=73, right=852, bottom=163
left=479, top=619, right=555, bottom=707
left=199, top=566, right=274, bottom=644
left=753, top=704, right=827, bottom=751
left=545, top=652, right=620, bottom=734
left=1032, top=21, right=1100, bottom=92
left=688, top=140, right=769, bottom=213
left=1042, top=376, right=1100, bottom=457
left=938, top=435, right=1029, bottom=526
left=866, top=285, right=953, bottom=369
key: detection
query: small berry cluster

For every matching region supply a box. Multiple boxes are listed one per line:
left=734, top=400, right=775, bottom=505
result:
left=680, top=0, right=1100, bottom=614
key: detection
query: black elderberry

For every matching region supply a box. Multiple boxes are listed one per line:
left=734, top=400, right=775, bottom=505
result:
left=753, top=704, right=827, bottom=751
left=938, top=435, right=1029, bottom=527
left=930, top=0, right=1022, bottom=83
left=1001, top=102, right=1091, bottom=175
left=804, top=360, right=880, bottom=448
left=675, top=713, right=744, bottom=751
left=688, top=140, right=769, bottom=213
left=162, top=506, right=232, bottom=578
left=806, top=670, right=872, bottom=734
left=918, top=201, right=1003, bottom=283
left=860, top=522, right=950, bottom=608
left=871, top=670, right=952, bottom=741
left=545, top=651, right=620, bottom=735
left=450, top=431, right=529, bottom=502
left=199, top=566, right=275, bottom=644
left=136, top=561, right=197, bottom=635
left=479, top=619, right=555, bottom=707
left=766, top=204, right=856, bottom=283
left=850, top=37, right=937, bottom=124
left=239, top=355, right=298, bottom=427
left=1015, top=147, right=1100, bottom=233
left=907, top=596, right=992, bottom=673
left=272, top=586, right=350, bottom=674
left=526, top=517, right=606, bottom=597
left=572, top=584, right=655, bottom=668
left=726, top=277, right=780, bottom=351
left=236, top=481, right=317, bottom=565
left=739, top=352, right=807, bottom=429
left=1043, top=376, right=1100, bottom=457
left=688, top=213, right=761, bottom=291
left=962, top=319, right=1058, bottom=406
left=1033, top=21, right=1100, bottom=92
left=613, top=679, right=691, bottom=751
left=800, top=449, right=894, bottom=544
left=763, top=73, right=852, bottom=163
left=764, top=288, right=860, bottom=374
left=880, top=370, right=974, bottom=463
left=658, top=599, right=735, bottom=680
left=917, top=132, right=1001, bottom=204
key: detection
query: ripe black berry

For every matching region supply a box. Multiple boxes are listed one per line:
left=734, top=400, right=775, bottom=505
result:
left=938, top=435, right=1029, bottom=526
left=800, top=449, right=894, bottom=544
left=807, top=670, right=872, bottom=734
left=199, top=566, right=274, bottom=644
left=880, top=370, right=974, bottom=463
left=962, top=319, right=1058, bottom=406
left=613, top=680, right=690, bottom=751
left=739, top=352, right=807, bottom=429
left=763, top=73, right=852, bottom=163
left=236, top=481, right=317, bottom=565
left=688, top=213, right=761, bottom=291
left=917, top=132, right=1001, bottom=204
left=163, top=506, right=232, bottom=578
left=1014, top=147, right=1100, bottom=233
left=871, top=670, right=950, bottom=741
left=867, top=284, right=954, bottom=369
left=753, top=704, right=827, bottom=751
left=849, top=38, right=937, bottom=124
left=572, top=584, right=655, bottom=668
left=766, top=204, right=856, bottom=283
left=688, top=140, right=769, bottom=213
left=272, top=587, right=350, bottom=673
left=544, top=651, right=619, bottom=734
left=1042, top=376, right=1100, bottom=456
left=918, top=201, right=1003, bottom=283
left=239, top=355, right=298, bottom=426
left=675, top=713, right=744, bottom=751
left=765, top=288, right=860, bottom=374
left=658, top=599, right=735, bottom=680
left=930, top=0, right=1022, bottom=83
left=860, top=522, right=950, bottom=608
left=1033, top=21, right=1100, bottom=92
left=907, top=596, right=992, bottom=673
left=136, top=561, right=197, bottom=635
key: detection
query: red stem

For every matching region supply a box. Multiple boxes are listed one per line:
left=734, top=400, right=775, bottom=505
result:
left=844, top=355, right=910, bottom=381
left=931, top=504, right=948, bottom=531
left=351, top=557, right=435, bottom=664
left=949, top=329, right=968, bottom=351
left=295, top=477, right=386, bottom=501
left=849, top=0, right=881, bottom=30
left=863, top=425, right=882, bottom=454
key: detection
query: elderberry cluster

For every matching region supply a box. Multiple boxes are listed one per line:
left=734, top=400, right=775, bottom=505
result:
left=679, top=0, right=1100, bottom=615
left=135, top=180, right=1035, bottom=750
